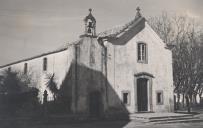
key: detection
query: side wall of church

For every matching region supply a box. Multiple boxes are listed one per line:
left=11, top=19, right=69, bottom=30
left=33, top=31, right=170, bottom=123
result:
left=0, top=22, right=174, bottom=115
left=0, top=47, right=76, bottom=102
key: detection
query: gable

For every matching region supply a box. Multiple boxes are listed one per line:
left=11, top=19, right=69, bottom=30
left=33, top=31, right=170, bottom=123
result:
left=98, top=17, right=169, bottom=51
left=122, top=21, right=170, bottom=54
left=98, top=16, right=145, bottom=45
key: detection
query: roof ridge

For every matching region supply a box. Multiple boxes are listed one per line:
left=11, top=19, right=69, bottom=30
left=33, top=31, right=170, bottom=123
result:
left=0, top=16, right=144, bottom=68
left=98, top=16, right=142, bottom=38
left=0, top=39, right=82, bottom=68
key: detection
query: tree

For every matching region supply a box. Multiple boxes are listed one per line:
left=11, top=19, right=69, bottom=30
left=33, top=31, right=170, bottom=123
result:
left=148, top=12, right=203, bottom=112
left=45, top=73, right=58, bottom=101
left=0, top=69, right=39, bottom=116
left=1, top=69, right=21, bottom=94
left=195, top=43, right=203, bottom=104
left=148, top=12, right=175, bottom=44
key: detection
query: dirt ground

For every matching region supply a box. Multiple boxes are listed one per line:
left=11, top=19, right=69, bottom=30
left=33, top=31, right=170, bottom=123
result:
left=1, top=110, right=203, bottom=128
left=1, top=117, right=203, bottom=128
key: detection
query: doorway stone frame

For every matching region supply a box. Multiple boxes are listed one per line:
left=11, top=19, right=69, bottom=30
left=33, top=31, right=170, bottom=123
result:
left=134, top=72, right=154, bottom=112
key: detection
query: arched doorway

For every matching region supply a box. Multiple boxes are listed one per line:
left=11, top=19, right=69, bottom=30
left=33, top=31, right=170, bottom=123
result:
left=89, top=91, right=102, bottom=117
left=137, top=78, right=148, bottom=112
left=134, top=72, right=154, bottom=112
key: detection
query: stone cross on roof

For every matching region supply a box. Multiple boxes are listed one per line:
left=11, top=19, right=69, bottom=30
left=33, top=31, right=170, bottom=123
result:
left=136, top=7, right=141, bottom=17
left=89, top=8, right=92, bottom=13
left=84, top=8, right=96, bottom=22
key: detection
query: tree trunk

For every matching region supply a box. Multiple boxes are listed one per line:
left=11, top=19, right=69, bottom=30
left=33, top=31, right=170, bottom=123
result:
left=189, top=94, right=193, bottom=107
left=53, top=94, right=56, bottom=102
left=185, top=95, right=191, bottom=113
left=182, top=93, right=185, bottom=108
left=177, top=93, right=180, bottom=110
left=174, top=95, right=177, bottom=111
left=193, top=94, right=197, bottom=106
left=199, top=94, right=202, bottom=105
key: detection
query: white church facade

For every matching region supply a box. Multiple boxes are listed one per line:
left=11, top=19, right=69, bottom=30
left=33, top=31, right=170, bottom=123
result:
left=0, top=8, right=174, bottom=116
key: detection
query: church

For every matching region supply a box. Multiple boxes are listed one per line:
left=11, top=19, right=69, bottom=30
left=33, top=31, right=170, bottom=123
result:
left=0, top=7, right=174, bottom=116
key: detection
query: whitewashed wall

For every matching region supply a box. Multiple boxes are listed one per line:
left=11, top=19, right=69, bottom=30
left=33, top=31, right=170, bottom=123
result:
left=0, top=46, right=75, bottom=102
left=0, top=22, right=174, bottom=114
left=106, top=22, right=174, bottom=113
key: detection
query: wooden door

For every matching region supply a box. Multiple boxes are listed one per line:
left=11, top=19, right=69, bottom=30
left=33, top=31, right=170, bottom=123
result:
left=137, top=78, right=148, bottom=112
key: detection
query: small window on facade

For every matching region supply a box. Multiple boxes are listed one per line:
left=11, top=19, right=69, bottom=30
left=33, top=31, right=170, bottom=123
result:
left=8, top=67, right=11, bottom=72
left=24, top=63, right=28, bottom=74
left=0, top=75, right=3, bottom=84
left=43, top=58, right=47, bottom=71
left=156, top=91, right=163, bottom=105
left=122, top=91, right=130, bottom=105
left=138, top=43, right=147, bottom=62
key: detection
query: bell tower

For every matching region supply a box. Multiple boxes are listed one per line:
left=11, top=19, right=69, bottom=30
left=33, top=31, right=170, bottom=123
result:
left=81, top=8, right=96, bottom=37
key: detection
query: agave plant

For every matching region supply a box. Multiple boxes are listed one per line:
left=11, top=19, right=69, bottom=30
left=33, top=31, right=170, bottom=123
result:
left=45, top=73, right=58, bottom=101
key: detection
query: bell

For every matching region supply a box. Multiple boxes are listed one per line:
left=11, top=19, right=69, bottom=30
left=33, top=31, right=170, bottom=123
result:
left=88, top=22, right=92, bottom=28
left=88, top=28, right=92, bottom=33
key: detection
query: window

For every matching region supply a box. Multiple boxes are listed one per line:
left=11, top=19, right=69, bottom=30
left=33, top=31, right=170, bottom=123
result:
left=24, top=63, right=28, bottom=74
left=0, top=75, right=3, bottom=83
left=43, top=58, right=47, bottom=71
left=87, top=21, right=92, bottom=34
left=138, top=43, right=147, bottom=62
left=156, top=91, right=163, bottom=105
left=8, top=67, right=11, bottom=72
left=122, top=91, right=130, bottom=105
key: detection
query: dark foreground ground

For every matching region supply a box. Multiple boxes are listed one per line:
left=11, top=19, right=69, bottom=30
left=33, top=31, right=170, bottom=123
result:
left=1, top=110, right=203, bottom=128
left=1, top=119, right=203, bottom=128
left=34, top=121, right=203, bottom=128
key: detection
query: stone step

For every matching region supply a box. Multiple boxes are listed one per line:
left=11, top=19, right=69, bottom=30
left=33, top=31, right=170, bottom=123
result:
left=129, top=114, right=194, bottom=120
left=154, top=118, right=203, bottom=124
left=149, top=115, right=194, bottom=120
left=129, top=113, right=200, bottom=124
left=149, top=116, right=198, bottom=122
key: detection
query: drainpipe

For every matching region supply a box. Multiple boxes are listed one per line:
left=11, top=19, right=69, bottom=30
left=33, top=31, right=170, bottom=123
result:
left=104, top=45, right=108, bottom=105
left=73, top=44, right=79, bottom=114
left=98, top=38, right=109, bottom=108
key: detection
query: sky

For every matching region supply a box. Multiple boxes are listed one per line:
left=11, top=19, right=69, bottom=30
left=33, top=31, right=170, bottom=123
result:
left=0, top=0, right=202, bottom=65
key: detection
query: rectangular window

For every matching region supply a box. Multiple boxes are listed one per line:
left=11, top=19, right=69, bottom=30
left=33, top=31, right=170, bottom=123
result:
left=43, top=58, right=47, bottom=71
left=122, top=91, right=130, bottom=105
left=8, top=67, right=11, bottom=72
left=156, top=91, right=163, bottom=105
left=138, top=44, right=141, bottom=60
left=24, top=63, right=28, bottom=74
left=0, top=75, right=3, bottom=83
left=138, top=43, right=147, bottom=63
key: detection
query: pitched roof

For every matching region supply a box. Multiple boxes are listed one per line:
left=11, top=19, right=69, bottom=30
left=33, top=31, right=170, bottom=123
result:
left=0, top=39, right=81, bottom=68
left=0, top=15, right=145, bottom=68
left=98, top=15, right=145, bottom=39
